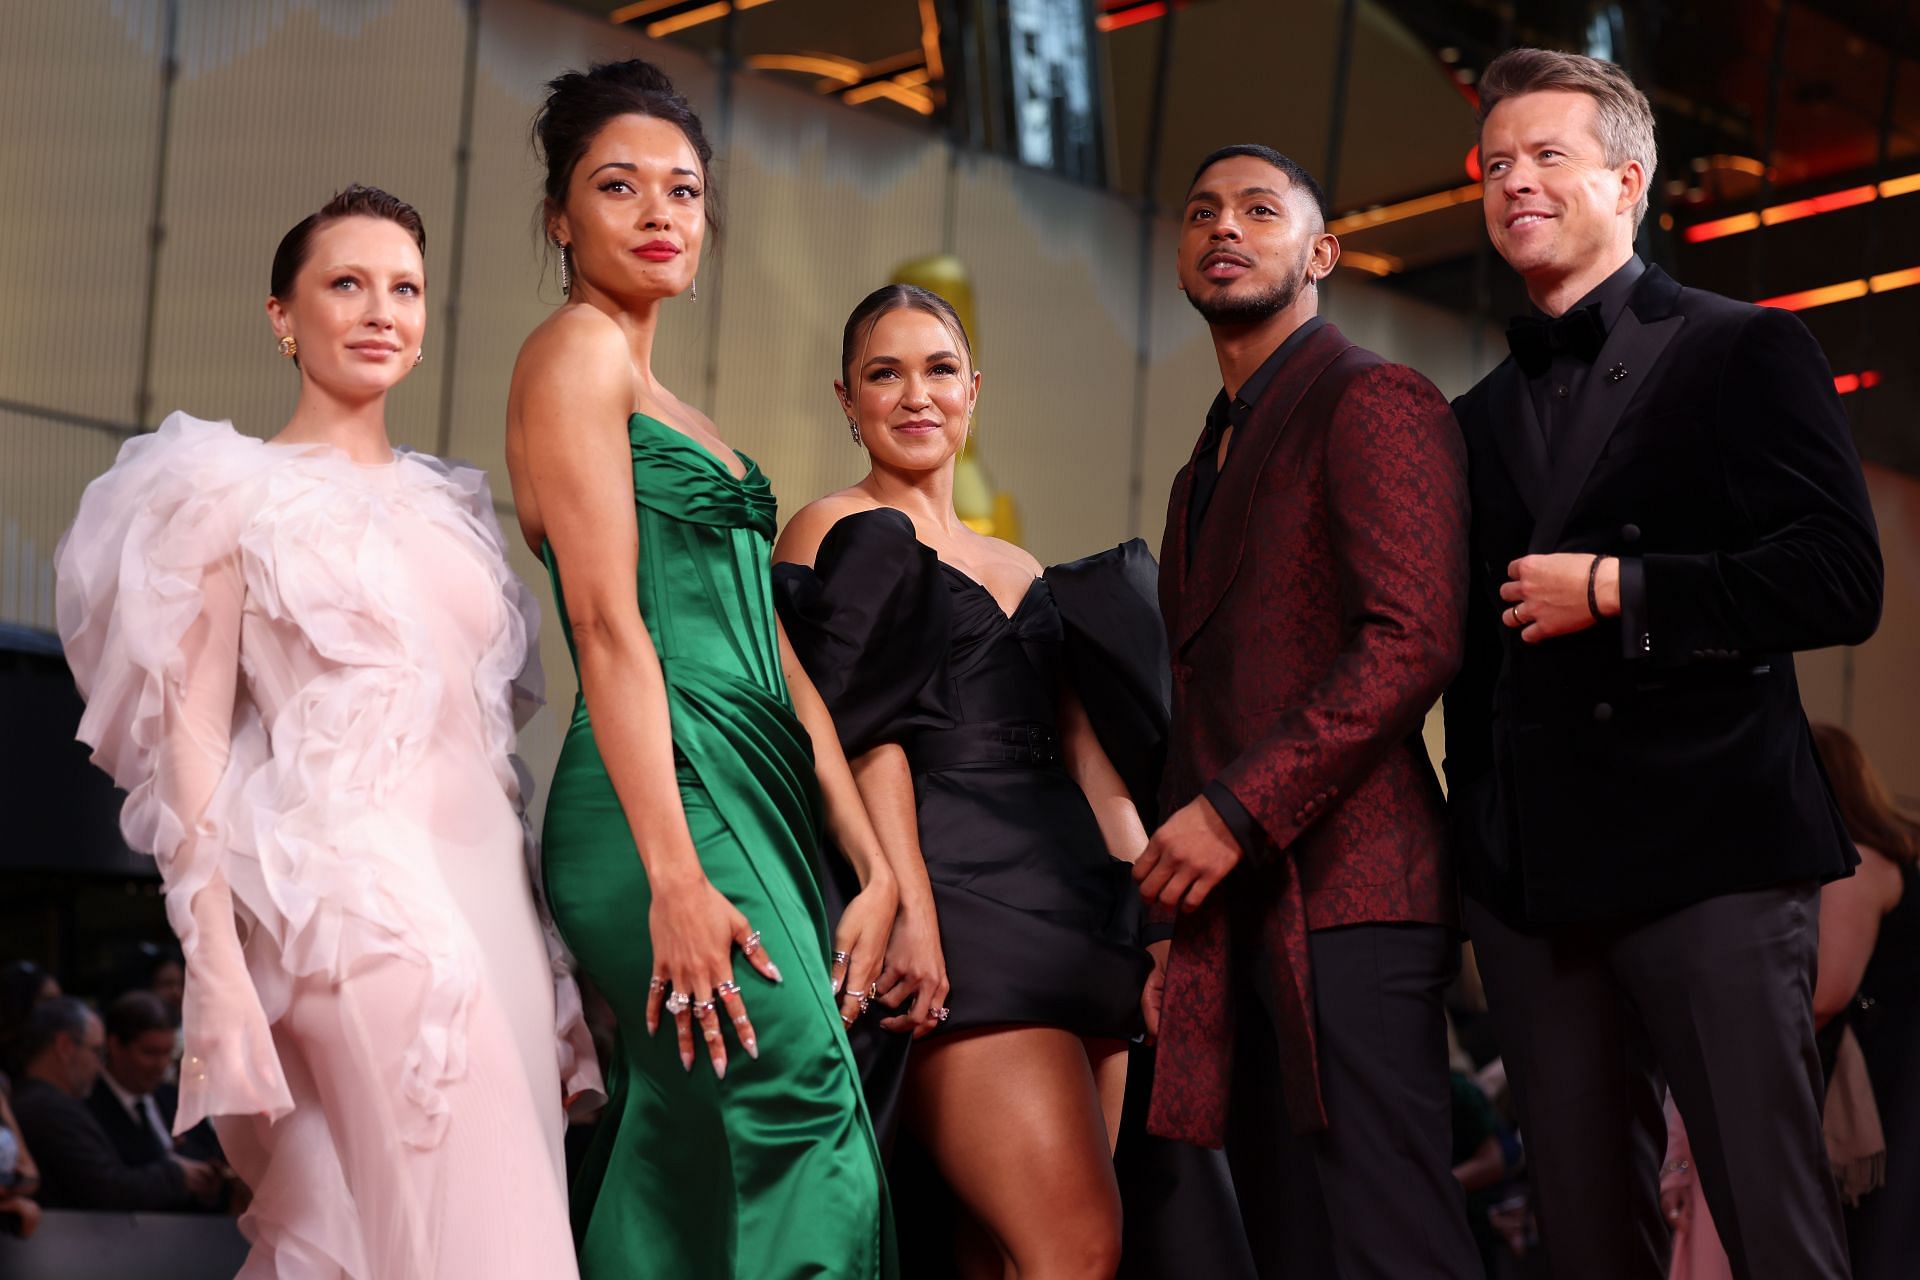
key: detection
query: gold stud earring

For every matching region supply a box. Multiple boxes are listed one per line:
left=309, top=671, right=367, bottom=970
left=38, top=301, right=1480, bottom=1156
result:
left=278, top=335, right=298, bottom=359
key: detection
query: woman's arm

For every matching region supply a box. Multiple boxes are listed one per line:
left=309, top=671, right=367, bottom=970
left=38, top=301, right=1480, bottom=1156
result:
left=1813, top=843, right=1901, bottom=1027
left=847, top=744, right=951, bottom=1036
left=512, top=312, right=774, bottom=1075
left=1057, top=681, right=1150, bottom=864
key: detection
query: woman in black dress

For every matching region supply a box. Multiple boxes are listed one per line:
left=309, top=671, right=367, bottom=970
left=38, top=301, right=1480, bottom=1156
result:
left=773, top=285, right=1158, bottom=1279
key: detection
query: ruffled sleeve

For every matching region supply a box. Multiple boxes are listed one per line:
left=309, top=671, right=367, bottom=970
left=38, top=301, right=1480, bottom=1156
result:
left=771, top=507, right=954, bottom=756
left=1043, top=539, right=1172, bottom=825
left=55, top=413, right=294, bottom=1132
left=421, top=454, right=605, bottom=1114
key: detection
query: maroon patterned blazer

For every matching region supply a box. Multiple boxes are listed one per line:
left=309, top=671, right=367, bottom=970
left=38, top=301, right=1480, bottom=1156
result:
left=1148, top=321, right=1469, bottom=1148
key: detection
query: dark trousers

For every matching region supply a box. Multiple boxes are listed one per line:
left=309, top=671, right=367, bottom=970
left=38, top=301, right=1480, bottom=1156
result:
left=1225, top=921, right=1483, bottom=1279
left=1467, top=886, right=1849, bottom=1280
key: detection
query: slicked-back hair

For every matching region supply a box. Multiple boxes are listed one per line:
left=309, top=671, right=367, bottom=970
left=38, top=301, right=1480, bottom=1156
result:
left=840, top=284, right=974, bottom=387
left=270, top=184, right=426, bottom=300
left=1478, top=47, right=1657, bottom=231
left=1187, top=144, right=1328, bottom=225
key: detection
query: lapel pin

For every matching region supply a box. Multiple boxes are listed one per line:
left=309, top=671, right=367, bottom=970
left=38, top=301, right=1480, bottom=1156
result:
left=1608, top=363, right=1628, bottom=382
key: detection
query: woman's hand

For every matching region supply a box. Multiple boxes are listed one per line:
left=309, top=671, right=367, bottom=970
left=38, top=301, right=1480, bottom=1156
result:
left=831, top=875, right=898, bottom=1029
left=875, top=899, right=950, bottom=1038
left=1141, top=940, right=1172, bottom=1041
left=645, top=876, right=780, bottom=1079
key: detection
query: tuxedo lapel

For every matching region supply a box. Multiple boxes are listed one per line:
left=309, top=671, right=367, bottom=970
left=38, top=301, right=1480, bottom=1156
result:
left=1527, top=268, right=1686, bottom=553
left=1485, top=360, right=1548, bottom=518
left=1175, top=323, right=1352, bottom=652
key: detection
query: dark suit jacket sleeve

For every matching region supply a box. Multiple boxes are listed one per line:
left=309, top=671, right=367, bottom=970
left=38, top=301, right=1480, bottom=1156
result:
left=1638, top=307, right=1882, bottom=658
left=1215, top=363, right=1470, bottom=857
left=1443, top=402, right=1501, bottom=794
left=22, top=1093, right=191, bottom=1211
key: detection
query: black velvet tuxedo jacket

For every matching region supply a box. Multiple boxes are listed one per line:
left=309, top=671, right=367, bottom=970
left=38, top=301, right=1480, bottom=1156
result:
left=1445, top=264, right=1883, bottom=927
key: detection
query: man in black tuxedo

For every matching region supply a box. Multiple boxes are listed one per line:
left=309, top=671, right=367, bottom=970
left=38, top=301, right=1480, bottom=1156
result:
left=87, top=991, right=223, bottom=1177
left=1445, top=48, right=1882, bottom=1280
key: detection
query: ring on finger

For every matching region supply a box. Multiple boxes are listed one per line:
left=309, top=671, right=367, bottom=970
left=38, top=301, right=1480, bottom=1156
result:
left=648, top=975, right=667, bottom=993
left=742, top=930, right=763, bottom=954
left=665, top=992, right=691, bottom=1015
left=715, top=980, right=741, bottom=997
left=929, top=1006, right=951, bottom=1022
left=692, top=999, right=716, bottom=1015
left=856, top=992, right=871, bottom=1013
left=832, top=950, right=850, bottom=964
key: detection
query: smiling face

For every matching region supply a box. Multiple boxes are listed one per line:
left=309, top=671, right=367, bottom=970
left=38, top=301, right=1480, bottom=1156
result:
left=551, top=113, right=705, bottom=303
left=1481, top=90, right=1643, bottom=295
left=1178, top=155, right=1336, bottom=327
left=838, top=306, right=978, bottom=474
left=266, top=215, right=425, bottom=401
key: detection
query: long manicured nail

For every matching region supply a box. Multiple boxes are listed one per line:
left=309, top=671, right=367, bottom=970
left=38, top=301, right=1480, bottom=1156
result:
left=767, top=962, right=783, bottom=983
left=743, top=1037, right=759, bottom=1060
left=681, top=1049, right=693, bottom=1071
left=712, top=1057, right=727, bottom=1080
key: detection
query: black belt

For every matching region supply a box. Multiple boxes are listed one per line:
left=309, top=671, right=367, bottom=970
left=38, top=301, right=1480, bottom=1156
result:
left=903, top=722, right=1062, bottom=772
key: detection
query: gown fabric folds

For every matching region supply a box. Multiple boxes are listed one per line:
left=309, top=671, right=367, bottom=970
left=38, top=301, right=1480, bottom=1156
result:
left=55, top=413, right=601, bottom=1279
left=539, top=414, right=894, bottom=1280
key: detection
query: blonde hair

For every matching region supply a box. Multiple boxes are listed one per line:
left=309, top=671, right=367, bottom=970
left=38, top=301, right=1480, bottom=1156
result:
left=1478, top=47, right=1657, bottom=232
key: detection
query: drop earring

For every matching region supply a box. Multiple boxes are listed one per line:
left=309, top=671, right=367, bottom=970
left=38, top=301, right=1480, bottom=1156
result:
left=847, top=417, right=863, bottom=448
left=691, top=277, right=698, bottom=301
left=556, top=241, right=572, bottom=296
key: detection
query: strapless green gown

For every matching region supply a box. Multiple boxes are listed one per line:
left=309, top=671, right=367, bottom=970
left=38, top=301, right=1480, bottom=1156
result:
left=541, top=414, right=894, bottom=1279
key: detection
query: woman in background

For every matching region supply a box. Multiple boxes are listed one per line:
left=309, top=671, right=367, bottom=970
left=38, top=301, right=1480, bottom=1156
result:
left=57, top=185, right=595, bottom=1278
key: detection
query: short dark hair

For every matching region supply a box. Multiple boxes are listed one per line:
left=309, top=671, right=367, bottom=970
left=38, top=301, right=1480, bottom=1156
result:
left=103, top=991, right=172, bottom=1044
left=24, top=996, right=96, bottom=1064
left=270, top=184, right=427, bottom=300
left=839, top=284, right=974, bottom=387
left=1188, top=144, right=1328, bottom=221
left=533, top=59, right=719, bottom=232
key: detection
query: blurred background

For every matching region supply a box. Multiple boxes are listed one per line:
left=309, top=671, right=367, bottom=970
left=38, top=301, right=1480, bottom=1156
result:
left=1, top=0, right=1916, bottom=1267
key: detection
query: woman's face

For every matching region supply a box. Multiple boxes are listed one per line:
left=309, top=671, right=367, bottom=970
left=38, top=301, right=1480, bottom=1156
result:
left=839, top=307, right=978, bottom=474
left=267, top=215, right=426, bottom=401
left=552, top=113, right=704, bottom=303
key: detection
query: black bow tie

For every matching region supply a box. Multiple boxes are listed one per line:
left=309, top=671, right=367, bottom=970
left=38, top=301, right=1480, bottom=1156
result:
left=1506, top=303, right=1607, bottom=378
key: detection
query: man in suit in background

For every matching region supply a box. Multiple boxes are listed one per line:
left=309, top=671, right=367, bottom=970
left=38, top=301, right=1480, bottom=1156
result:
left=1446, top=47, right=1883, bottom=1279
left=11, top=997, right=219, bottom=1211
left=88, top=991, right=223, bottom=1179
left=1134, top=142, right=1480, bottom=1277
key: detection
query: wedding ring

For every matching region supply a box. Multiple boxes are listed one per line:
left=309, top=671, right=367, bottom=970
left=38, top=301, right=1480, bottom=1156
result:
left=929, top=1006, right=951, bottom=1022
left=715, top=981, right=741, bottom=997
left=841, top=1014, right=856, bottom=1028
left=693, top=999, right=716, bottom=1015
left=665, top=992, right=691, bottom=1015
left=742, top=930, right=763, bottom=954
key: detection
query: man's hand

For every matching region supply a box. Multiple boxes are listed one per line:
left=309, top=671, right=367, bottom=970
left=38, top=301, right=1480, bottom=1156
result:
left=1499, top=554, right=1618, bottom=643
left=1140, top=940, right=1172, bottom=1040
left=1134, top=796, right=1243, bottom=913
left=174, top=1156, right=223, bottom=1205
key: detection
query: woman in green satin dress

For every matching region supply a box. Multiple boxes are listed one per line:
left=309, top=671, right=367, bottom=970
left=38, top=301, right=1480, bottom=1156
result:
left=503, top=60, right=900, bottom=1279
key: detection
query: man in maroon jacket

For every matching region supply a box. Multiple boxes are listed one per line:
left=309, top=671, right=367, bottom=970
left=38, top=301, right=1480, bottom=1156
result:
left=1133, top=143, right=1478, bottom=1276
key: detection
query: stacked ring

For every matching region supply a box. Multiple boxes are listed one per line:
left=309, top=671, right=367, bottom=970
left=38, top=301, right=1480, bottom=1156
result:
left=664, top=992, right=691, bottom=1015
left=832, top=950, right=850, bottom=965
left=715, top=980, right=741, bottom=997
left=692, top=999, right=716, bottom=1015
left=648, top=976, right=667, bottom=993
left=742, top=931, right=763, bottom=954
left=929, top=1006, right=951, bottom=1022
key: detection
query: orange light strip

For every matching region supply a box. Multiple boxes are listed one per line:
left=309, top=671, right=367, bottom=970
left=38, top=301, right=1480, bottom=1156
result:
left=1684, top=173, right=1920, bottom=243
left=918, top=0, right=946, bottom=81
left=1328, top=183, right=1482, bottom=236
left=843, top=79, right=935, bottom=115
left=1338, top=250, right=1405, bottom=277
left=1833, top=370, right=1883, bottom=395
left=642, top=0, right=776, bottom=39
left=1758, top=266, right=1920, bottom=312
left=746, top=54, right=863, bottom=84
left=1096, top=2, right=1170, bottom=32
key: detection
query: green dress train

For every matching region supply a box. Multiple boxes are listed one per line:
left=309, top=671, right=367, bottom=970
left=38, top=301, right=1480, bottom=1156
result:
left=540, top=413, right=894, bottom=1279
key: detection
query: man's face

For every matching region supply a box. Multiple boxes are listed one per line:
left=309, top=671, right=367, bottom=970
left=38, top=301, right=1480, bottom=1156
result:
left=107, top=1028, right=175, bottom=1096
left=1480, top=90, right=1641, bottom=288
left=59, top=1015, right=106, bottom=1098
left=1177, top=155, right=1326, bottom=326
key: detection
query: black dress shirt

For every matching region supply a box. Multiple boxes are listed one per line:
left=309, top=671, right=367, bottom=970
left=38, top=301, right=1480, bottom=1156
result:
left=1514, top=255, right=1652, bottom=655
left=1188, top=315, right=1326, bottom=857
left=1522, top=255, right=1645, bottom=454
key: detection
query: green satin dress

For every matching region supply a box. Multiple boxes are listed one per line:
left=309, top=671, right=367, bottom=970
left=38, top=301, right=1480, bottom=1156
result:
left=541, top=413, right=894, bottom=1279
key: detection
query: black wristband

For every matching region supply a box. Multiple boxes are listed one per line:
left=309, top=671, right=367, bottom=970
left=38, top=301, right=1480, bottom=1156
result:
left=1587, top=554, right=1608, bottom=621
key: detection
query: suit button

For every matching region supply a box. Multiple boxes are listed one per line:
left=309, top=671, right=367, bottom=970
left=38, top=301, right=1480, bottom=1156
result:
left=1621, top=523, right=1641, bottom=544
left=1593, top=702, right=1614, bottom=722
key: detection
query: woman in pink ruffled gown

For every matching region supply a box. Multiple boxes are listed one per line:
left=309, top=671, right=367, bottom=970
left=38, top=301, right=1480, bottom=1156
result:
left=55, top=186, right=599, bottom=1279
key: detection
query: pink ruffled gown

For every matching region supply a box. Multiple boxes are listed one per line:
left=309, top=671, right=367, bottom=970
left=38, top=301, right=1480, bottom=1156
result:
left=56, top=413, right=602, bottom=1278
